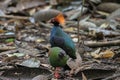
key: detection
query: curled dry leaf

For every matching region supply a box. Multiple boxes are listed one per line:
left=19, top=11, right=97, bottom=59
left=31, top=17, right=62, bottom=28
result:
left=33, top=9, right=63, bottom=22
left=67, top=6, right=88, bottom=20
left=7, top=53, right=25, bottom=57
left=89, top=27, right=120, bottom=36
left=82, top=72, right=88, bottom=80
left=99, top=50, right=115, bottom=58
left=0, top=0, right=11, bottom=13
left=97, top=2, right=120, bottom=13
left=91, top=48, right=101, bottom=58
left=8, top=0, right=45, bottom=12
left=100, top=22, right=109, bottom=29
left=80, top=21, right=97, bottom=31
left=36, top=38, right=45, bottom=43
left=67, top=50, right=82, bottom=74
left=2, top=56, right=18, bottom=62
left=20, top=58, right=41, bottom=68
left=96, top=10, right=109, bottom=17
left=32, top=75, right=48, bottom=80
left=91, top=49, right=115, bottom=58
left=90, top=0, right=101, bottom=4
left=107, top=8, right=120, bottom=21
left=0, top=29, right=5, bottom=33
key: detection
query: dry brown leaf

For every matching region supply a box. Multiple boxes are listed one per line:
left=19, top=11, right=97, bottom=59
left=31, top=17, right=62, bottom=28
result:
left=99, top=50, right=115, bottom=58
left=2, top=56, right=18, bottom=62
left=96, top=11, right=109, bottom=16
left=91, top=49, right=115, bottom=58
left=91, top=48, right=101, bottom=58
left=28, top=8, right=36, bottom=16
left=32, top=75, right=48, bottom=80
left=17, top=0, right=45, bottom=11
left=50, top=0, right=64, bottom=5
left=8, top=0, right=45, bottom=12
left=100, top=22, right=109, bottom=29
left=0, top=0, right=11, bottom=13
left=33, top=9, right=62, bottom=22
left=82, top=72, right=88, bottom=80
left=0, top=29, right=5, bottom=33
left=36, top=38, right=45, bottom=43
left=67, top=50, right=82, bottom=75
left=64, top=27, right=75, bottom=32
left=97, top=2, right=120, bottom=13
left=50, top=0, right=58, bottom=5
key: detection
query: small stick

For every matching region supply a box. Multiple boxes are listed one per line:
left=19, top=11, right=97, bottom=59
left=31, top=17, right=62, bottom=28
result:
left=102, top=73, right=120, bottom=80
left=0, top=49, right=17, bottom=56
left=77, top=0, right=85, bottom=44
left=0, top=15, right=29, bottom=20
left=84, top=40, right=120, bottom=47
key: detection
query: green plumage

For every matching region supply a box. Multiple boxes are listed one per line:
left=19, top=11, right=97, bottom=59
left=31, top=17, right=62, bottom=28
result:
left=49, top=47, right=69, bottom=67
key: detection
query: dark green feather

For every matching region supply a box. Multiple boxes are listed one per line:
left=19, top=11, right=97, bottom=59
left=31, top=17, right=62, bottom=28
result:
left=50, top=26, right=76, bottom=59
left=49, top=47, right=68, bottom=67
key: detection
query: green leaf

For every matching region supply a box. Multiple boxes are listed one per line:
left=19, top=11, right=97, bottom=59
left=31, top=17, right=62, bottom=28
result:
left=5, top=38, right=14, bottom=43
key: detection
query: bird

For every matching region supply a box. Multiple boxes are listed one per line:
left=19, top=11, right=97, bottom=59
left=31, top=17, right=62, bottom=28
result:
left=50, top=13, right=76, bottom=59
left=48, top=47, right=69, bottom=78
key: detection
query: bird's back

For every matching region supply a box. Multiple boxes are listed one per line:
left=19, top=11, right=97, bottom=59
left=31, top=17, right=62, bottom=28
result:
left=50, top=26, right=76, bottom=59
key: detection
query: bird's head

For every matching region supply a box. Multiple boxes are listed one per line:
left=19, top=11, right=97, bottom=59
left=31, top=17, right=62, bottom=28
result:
left=48, top=47, right=68, bottom=58
left=50, top=14, right=65, bottom=26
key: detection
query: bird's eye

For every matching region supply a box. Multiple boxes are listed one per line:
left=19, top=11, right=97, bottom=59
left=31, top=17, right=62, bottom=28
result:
left=58, top=50, right=66, bottom=58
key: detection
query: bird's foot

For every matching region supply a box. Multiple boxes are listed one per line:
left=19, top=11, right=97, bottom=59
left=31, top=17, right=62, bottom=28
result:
left=54, top=67, right=62, bottom=79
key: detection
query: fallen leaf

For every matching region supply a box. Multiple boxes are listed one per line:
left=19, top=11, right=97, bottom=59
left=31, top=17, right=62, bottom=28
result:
left=91, top=49, right=115, bottom=58
left=96, top=11, right=109, bottom=16
left=20, top=58, right=41, bottom=68
left=67, top=50, right=82, bottom=74
left=33, top=9, right=62, bottom=22
left=91, top=48, right=101, bottom=58
left=97, top=3, right=120, bottom=13
left=8, top=0, right=45, bottom=12
left=99, top=50, right=115, bottom=58
left=5, top=38, right=14, bottom=43
left=51, top=78, right=58, bottom=80
left=82, top=72, right=88, bottom=80
left=32, top=75, right=48, bottom=80
left=100, top=22, right=109, bottom=29
left=2, top=56, right=18, bottom=62
left=0, top=29, right=5, bottom=33
left=0, top=0, right=11, bottom=13
left=7, top=53, right=25, bottom=57
left=64, top=27, right=74, bottom=32
left=90, top=0, right=101, bottom=4
left=36, top=38, right=45, bottom=43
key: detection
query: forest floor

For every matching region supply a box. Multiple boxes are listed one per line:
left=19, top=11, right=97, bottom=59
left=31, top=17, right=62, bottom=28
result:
left=0, top=0, right=120, bottom=80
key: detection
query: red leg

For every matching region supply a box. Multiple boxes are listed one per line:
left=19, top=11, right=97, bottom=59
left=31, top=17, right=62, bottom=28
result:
left=54, top=67, right=61, bottom=79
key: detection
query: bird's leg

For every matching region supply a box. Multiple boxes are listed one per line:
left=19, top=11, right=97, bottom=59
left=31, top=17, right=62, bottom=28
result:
left=54, top=67, right=61, bottom=79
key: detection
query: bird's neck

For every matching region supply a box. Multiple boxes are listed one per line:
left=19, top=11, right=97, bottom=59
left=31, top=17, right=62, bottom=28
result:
left=51, top=26, right=63, bottom=36
left=54, top=23, right=59, bottom=26
left=52, top=26, right=62, bottom=33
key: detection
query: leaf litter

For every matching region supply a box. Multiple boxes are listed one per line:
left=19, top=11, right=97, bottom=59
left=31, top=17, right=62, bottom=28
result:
left=0, top=0, right=120, bottom=80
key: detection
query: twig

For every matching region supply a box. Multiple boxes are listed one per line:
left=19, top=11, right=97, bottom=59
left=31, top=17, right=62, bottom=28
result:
left=0, top=15, right=29, bottom=20
left=84, top=40, right=120, bottom=47
left=0, top=46, right=16, bottom=51
left=38, top=21, right=90, bottom=36
left=0, top=49, right=17, bottom=56
left=102, top=73, right=120, bottom=80
left=0, top=35, right=15, bottom=39
left=77, top=0, right=85, bottom=44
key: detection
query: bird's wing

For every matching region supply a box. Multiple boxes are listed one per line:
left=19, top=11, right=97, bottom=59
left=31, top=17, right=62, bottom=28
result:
left=51, top=36, right=65, bottom=47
